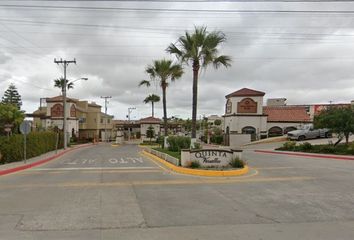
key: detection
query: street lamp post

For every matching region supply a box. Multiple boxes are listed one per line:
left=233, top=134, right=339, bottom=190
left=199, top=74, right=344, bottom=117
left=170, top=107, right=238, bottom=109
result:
left=62, top=77, right=88, bottom=149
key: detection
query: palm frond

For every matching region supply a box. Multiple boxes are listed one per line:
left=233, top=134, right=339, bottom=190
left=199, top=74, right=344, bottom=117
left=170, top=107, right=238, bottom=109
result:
left=139, top=80, right=151, bottom=87
left=213, top=55, right=232, bottom=69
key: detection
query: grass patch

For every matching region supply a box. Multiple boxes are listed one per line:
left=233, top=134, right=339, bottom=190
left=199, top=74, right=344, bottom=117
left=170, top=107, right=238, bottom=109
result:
left=153, top=148, right=181, bottom=160
left=140, top=141, right=160, bottom=146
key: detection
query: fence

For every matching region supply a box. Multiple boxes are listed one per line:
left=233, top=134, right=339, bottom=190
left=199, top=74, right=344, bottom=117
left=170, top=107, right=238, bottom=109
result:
left=144, top=148, right=179, bottom=166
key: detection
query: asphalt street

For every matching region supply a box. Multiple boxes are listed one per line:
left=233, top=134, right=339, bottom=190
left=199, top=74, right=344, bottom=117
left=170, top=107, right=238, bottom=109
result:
left=0, top=143, right=353, bottom=240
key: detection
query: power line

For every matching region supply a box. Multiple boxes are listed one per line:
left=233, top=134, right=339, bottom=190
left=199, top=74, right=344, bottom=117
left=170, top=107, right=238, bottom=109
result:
left=1, top=18, right=354, bottom=39
left=2, top=4, right=354, bottom=14
left=9, top=0, right=354, bottom=2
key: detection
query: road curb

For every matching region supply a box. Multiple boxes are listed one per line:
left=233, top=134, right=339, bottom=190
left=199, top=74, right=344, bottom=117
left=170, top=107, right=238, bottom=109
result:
left=142, top=150, right=249, bottom=177
left=0, top=144, right=93, bottom=176
left=255, top=150, right=354, bottom=161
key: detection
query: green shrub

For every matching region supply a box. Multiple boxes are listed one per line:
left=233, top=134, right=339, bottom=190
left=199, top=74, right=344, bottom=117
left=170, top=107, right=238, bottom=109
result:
left=319, top=145, right=336, bottom=154
left=298, top=142, right=313, bottom=151
left=280, top=141, right=296, bottom=151
left=210, top=135, right=223, bottom=144
left=156, top=136, right=164, bottom=148
left=167, top=136, right=191, bottom=152
left=0, top=131, right=63, bottom=164
left=229, top=157, right=245, bottom=168
left=190, top=160, right=200, bottom=169
left=192, top=142, right=201, bottom=150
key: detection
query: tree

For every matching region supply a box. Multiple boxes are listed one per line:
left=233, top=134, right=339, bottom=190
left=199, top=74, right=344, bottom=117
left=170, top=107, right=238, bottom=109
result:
left=143, top=94, right=160, bottom=117
left=54, top=77, right=74, bottom=91
left=0, top=103, right=25, bottom=135
left=139, top=59, right=183, bottom=138
left=214, top=119, right=222, bottom=126
left=314, top=106, right=354, bottom=144
left=146, top=125, right=155, bottom=142
left=167, top=26, right=231, bottom=140
left=2, top=83, right=22, bottom=109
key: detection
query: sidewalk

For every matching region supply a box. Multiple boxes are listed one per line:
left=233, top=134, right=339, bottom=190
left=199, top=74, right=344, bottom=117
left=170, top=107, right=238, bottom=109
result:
left=0, top=143, right=93, bottom=176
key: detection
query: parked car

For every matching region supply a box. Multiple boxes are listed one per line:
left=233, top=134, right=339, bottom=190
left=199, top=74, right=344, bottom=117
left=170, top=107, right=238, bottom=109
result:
left=287, top=125, right=331, bottom=141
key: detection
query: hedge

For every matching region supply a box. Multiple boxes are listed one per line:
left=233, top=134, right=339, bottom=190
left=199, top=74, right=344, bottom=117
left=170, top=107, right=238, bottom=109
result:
left=0, top=131, right=63, bottom=164
left=277, top=141, right=354, bottom=155
left=167, top=136, right=191, bottom=152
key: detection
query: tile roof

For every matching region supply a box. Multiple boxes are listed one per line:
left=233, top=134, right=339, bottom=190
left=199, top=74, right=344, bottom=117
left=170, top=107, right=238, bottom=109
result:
left=226, top=88, right=265, bottom=98
left=263, top=106, right=312, bottom=123
left=139, top=116, right=161, bottom=124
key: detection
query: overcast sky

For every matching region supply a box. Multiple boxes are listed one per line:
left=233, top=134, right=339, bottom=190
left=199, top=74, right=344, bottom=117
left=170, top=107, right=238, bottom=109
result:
left=0, top=0, right=354, bottom=120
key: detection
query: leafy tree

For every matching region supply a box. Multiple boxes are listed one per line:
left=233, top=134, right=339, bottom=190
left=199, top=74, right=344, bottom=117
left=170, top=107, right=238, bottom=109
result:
left=214, top=119, right=222, bottom=126
left=167, top=26, right=231, bottom=139
left=143, top=94, right=160, bottom=117
left=2, top=83, right=22, bottom=109
left=314, top=106, right=354, bottom=144
left=54, top=77, right=74, bottom=91
left=0, top=103, right=25, bottom=135
left=146, top=125, right=155, bottom=142
left=139, top=59, right=183, bottom=138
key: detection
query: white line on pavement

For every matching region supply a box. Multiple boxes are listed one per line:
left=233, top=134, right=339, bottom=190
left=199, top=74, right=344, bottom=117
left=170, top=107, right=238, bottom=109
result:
left=31, top=167, right=159, bottom=171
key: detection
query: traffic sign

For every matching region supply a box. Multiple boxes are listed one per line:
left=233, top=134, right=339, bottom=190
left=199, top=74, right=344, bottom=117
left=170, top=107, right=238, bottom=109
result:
left=20, top=121, right=31, bottom=135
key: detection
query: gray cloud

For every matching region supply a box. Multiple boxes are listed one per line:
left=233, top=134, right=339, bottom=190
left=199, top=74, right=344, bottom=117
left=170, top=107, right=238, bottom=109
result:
left=0, top=1, right=354, bottom=120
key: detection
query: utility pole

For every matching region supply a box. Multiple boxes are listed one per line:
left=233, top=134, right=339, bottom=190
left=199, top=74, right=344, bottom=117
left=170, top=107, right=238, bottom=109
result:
left=127, top=107, right=136, bottom=141
left=54, top=58, right=76, bottom=150
left=101, top=96, right=112, bottom=142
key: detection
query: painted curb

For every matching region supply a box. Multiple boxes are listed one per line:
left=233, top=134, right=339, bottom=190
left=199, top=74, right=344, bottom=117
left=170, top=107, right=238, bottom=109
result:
left=0, top=144, right=93, bottom=176
left=255, top=150, right=354, bottom=161
left=142, top=150, right=249, bottom=177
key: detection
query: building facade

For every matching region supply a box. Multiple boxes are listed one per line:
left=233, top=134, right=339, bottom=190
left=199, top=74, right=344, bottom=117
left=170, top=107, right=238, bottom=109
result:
left=223, top=88, right=312, bottom=147
left=32, top=96, right=114, bottom=141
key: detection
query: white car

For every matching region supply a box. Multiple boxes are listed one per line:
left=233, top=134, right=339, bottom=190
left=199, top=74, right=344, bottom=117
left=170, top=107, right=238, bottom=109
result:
left=287, top=127, right=331, bottom=141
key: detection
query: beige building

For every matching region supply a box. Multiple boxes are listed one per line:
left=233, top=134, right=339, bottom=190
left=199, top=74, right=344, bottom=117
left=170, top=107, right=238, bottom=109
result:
left=33, top=96, right=114, bottom=141
left=140, top=117, right=161, bottom=141
left=223, top=88, right=268, bottom=145
left=223, top=88, right=312, bottom=147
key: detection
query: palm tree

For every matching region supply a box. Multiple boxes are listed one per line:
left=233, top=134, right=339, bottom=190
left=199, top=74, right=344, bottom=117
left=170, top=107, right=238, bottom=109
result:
left=54, top=77, right=74, bottom=91
left=139, top=59, right=183, bottom=137
left=143, top=94, right=160, bottom=118
left=167, top=26, right=231, bottom=140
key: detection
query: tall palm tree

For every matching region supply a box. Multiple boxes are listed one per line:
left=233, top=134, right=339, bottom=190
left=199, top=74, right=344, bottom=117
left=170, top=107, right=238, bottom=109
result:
left=139, top=59, right=183, bottom=137
left=54, top=77, right=74, bottom=91
left=167, top=26, right=231, bottom=140
left=143, top=94, right=160, bottom=118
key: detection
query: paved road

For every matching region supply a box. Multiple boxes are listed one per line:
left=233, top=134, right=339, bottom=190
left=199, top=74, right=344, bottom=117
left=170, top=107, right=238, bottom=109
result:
left=0, top=144, right=353, bottom=239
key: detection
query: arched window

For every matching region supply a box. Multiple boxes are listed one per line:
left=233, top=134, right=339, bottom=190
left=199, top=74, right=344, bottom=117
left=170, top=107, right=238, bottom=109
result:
left=242, top=126, right=257, bottom=141
left=242, top=126, right=256, bottom=134
left=284, top=126, right=297, bottom=134
left=51, top=104, right=63, bottom=117
left=70, top=105, right=76, bottom=117
left=225, top=99, right=232, bottom=114
left=268, top=126, right=283, bottom=137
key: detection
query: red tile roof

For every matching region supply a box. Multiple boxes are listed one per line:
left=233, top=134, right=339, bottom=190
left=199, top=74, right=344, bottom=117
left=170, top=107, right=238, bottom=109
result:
left=263, top=106, right=312, bottom=123
left=139, top=116, right=161, bottom=124
left=226, top=88, right=265, bottom=98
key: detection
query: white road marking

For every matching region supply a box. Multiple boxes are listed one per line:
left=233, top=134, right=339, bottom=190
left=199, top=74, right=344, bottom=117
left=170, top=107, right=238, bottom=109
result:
left=31, top=167, right=158, bottom=171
